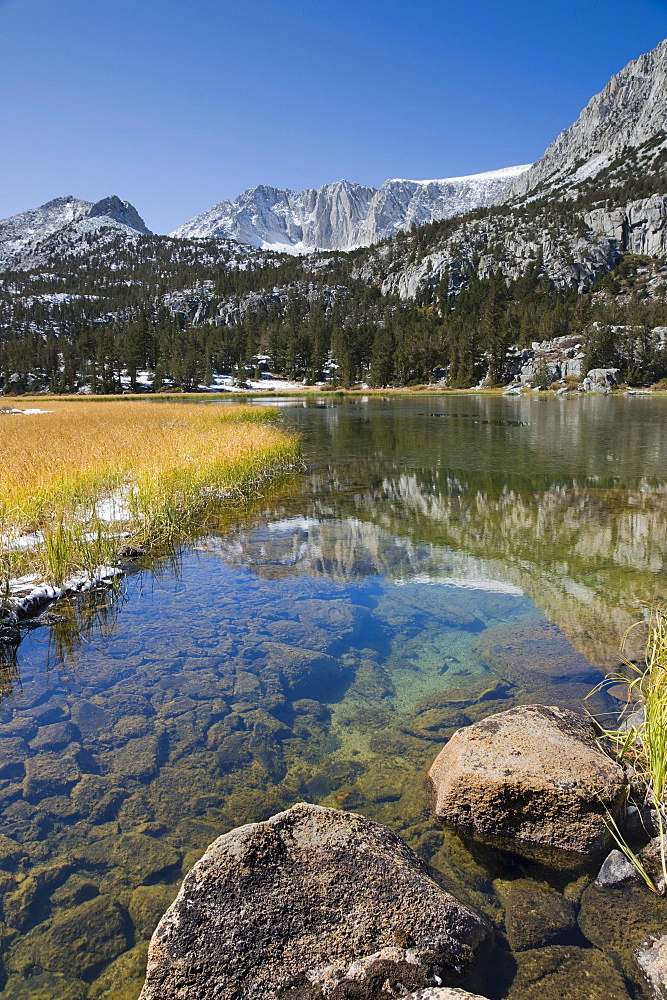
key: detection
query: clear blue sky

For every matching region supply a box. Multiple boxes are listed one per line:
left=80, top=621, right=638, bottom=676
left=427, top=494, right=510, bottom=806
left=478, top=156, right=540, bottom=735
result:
left=1, top=0, right=666, bottom=233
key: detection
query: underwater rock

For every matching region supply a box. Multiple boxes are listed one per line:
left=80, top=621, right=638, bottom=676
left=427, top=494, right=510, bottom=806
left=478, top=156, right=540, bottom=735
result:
left=0, top=738, right=28, bottom=781
left=260, top=642, right=343, bottom=698
left=635, top=934, right=667, bottom=1000
left=503, top=880, right=576, bottom=951
left=110, top=733, right=162, bottom=781
left=88, top=942, right=149, bottom=1000
left=29, top=721, right=78, bottom=752
left=427, top=704, right=625, bottom=859
left=472, top=620, right=603, bottom=688
left=6, top=894, right=127, bottom=979
left=0, top=833, right=25, bottom=871
left=22, top=753, right=81, bottom=802
left=0, top=969, right=89, bottom=1000
left=73, top=832, right=180, bottom=889
left=579, top=868, right=667, bottom=987
left=139, top=802, right=489, bottom=1000
left=129, top=884, right=178, bottom=940
left=510, top=944, right=629, bottom=1000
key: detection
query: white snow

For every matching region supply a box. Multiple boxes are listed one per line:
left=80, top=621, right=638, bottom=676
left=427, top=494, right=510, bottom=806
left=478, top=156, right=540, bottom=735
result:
left=388, top=164, right=532, bottom=184
left=393, top=574, right=524, bottom=595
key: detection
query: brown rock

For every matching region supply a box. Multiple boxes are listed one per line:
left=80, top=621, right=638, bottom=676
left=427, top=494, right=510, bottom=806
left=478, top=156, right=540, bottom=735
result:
left=427, top=704, right=625, bottom=859
left=139, top=803, right=488, bottom=1000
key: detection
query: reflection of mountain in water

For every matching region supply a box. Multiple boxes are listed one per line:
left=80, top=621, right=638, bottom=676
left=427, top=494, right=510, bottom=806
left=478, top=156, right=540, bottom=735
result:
left=375, top=473, right=666, bottom=664
left=199, top=516, right=523, bottom=595
left=205, top=455, right=667, bottom=667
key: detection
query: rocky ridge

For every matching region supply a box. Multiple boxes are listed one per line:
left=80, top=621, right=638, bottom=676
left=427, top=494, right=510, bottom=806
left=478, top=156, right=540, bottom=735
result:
left=508, top=38, right=667, bottom=199
left=170, top=167, right=530, bottom=251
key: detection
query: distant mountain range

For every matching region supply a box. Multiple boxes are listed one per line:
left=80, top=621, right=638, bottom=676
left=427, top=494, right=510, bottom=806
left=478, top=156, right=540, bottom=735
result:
left=168, top=166, right=530, bottom=251
left=3, top=38, right=667, bottom=274
left=0, top=166, right=530, bottom=267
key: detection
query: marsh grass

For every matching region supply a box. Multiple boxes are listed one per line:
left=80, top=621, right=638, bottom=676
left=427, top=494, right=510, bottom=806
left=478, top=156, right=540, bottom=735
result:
left=0, top=401, right=299, bottom=602
left=591, top=605, right=667, bottom=892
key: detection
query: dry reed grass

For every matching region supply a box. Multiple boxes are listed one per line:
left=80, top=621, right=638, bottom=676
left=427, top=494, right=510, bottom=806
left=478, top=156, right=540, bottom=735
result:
left=0, top=401, right=300, bottom=594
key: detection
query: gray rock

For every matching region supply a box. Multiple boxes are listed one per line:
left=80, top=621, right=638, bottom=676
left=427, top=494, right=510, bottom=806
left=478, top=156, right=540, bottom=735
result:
left=595, top=849, right=639, bottom=886
left=402, top=991, right=490, bottom=1000
left=139, top=802, right=488, bottom=1000
left=636, top=934, right=667, bottom=999
left=427, top=704, right=626, bottom=860
left=583, top=368, right=623, bottom=392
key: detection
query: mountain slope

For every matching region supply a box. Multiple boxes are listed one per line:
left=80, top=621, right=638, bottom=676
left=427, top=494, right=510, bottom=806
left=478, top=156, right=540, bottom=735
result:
left=170, top=166, right=530, bottom=251
left=509, top=38, right=667, bottom=199
left=0, top=195, right=152, bottom=270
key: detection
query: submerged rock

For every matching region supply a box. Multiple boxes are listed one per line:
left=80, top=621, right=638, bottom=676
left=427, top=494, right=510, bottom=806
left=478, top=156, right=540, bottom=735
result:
left=427, top=704, right=625, bottom=860
left=579, top=864, right=667, bottom=988
left=511, top=944, right=629, bottom=1000
left=139, top=802, right=488, bottom=1000
left=503, top=880, right=576, bottom=951
left=472, top=620, right=602, bottom=689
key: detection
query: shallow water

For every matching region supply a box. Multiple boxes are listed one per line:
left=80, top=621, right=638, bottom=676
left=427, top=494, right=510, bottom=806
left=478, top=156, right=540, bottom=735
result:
left=1, top=395, right=666, bottom=1000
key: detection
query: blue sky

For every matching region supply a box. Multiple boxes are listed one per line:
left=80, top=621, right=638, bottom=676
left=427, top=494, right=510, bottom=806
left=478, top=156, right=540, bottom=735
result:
left=1, top=0, right=666, bottom=233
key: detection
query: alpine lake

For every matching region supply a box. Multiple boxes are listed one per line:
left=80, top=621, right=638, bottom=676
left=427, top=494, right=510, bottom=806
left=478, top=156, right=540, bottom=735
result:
left=1, top=394, right=666, bottom=1000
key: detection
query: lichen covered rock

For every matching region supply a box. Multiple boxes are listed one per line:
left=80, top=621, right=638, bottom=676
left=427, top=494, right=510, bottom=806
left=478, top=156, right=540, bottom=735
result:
left=427, top=704, right=625, bottom=860
left=139, top=803, right=488, bottom=1000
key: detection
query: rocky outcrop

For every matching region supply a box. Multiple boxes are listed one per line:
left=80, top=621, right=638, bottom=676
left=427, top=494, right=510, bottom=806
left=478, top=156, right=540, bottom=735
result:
left=427, top=704, right=625, bottom=860
left=586, top=195, right=667, bottom=257
left=139, top=803, right=488, bottom=1000
left=582, top=368, right=623, bottom=392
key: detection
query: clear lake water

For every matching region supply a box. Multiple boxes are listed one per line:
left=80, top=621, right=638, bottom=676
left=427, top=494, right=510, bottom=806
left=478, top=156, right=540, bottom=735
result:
left=1, top=394, right=666, bottom=1000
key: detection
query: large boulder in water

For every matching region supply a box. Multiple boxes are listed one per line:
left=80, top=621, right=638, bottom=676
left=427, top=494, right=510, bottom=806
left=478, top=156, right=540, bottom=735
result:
left=138, top=803, right=489, bottom=1000
left=427, top=705, right=625, bottom=861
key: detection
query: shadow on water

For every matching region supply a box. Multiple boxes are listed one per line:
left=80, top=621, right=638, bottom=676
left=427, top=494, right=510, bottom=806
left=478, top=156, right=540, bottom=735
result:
left=0, top=397, right=666, bottom=1000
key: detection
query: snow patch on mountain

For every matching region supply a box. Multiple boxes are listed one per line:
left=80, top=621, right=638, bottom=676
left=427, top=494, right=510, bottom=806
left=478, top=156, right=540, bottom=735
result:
left=171, top=165, right=532, bottom=252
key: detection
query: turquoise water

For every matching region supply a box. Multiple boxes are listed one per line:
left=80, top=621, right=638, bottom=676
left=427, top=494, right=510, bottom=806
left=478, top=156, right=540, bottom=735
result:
left=0, top=395, right=666, bottom=1000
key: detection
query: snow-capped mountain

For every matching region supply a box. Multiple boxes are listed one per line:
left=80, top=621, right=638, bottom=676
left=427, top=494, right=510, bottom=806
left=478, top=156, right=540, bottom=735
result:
left=170, top=165, right=531, bottom=252
left=508, top=37, right=667, bottom=199
left=0, top=195, right=152, bottom=270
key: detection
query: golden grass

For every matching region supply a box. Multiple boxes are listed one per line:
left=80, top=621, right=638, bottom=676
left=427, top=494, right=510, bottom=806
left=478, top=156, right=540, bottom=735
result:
left=0, top=401, right=300, bottom=593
